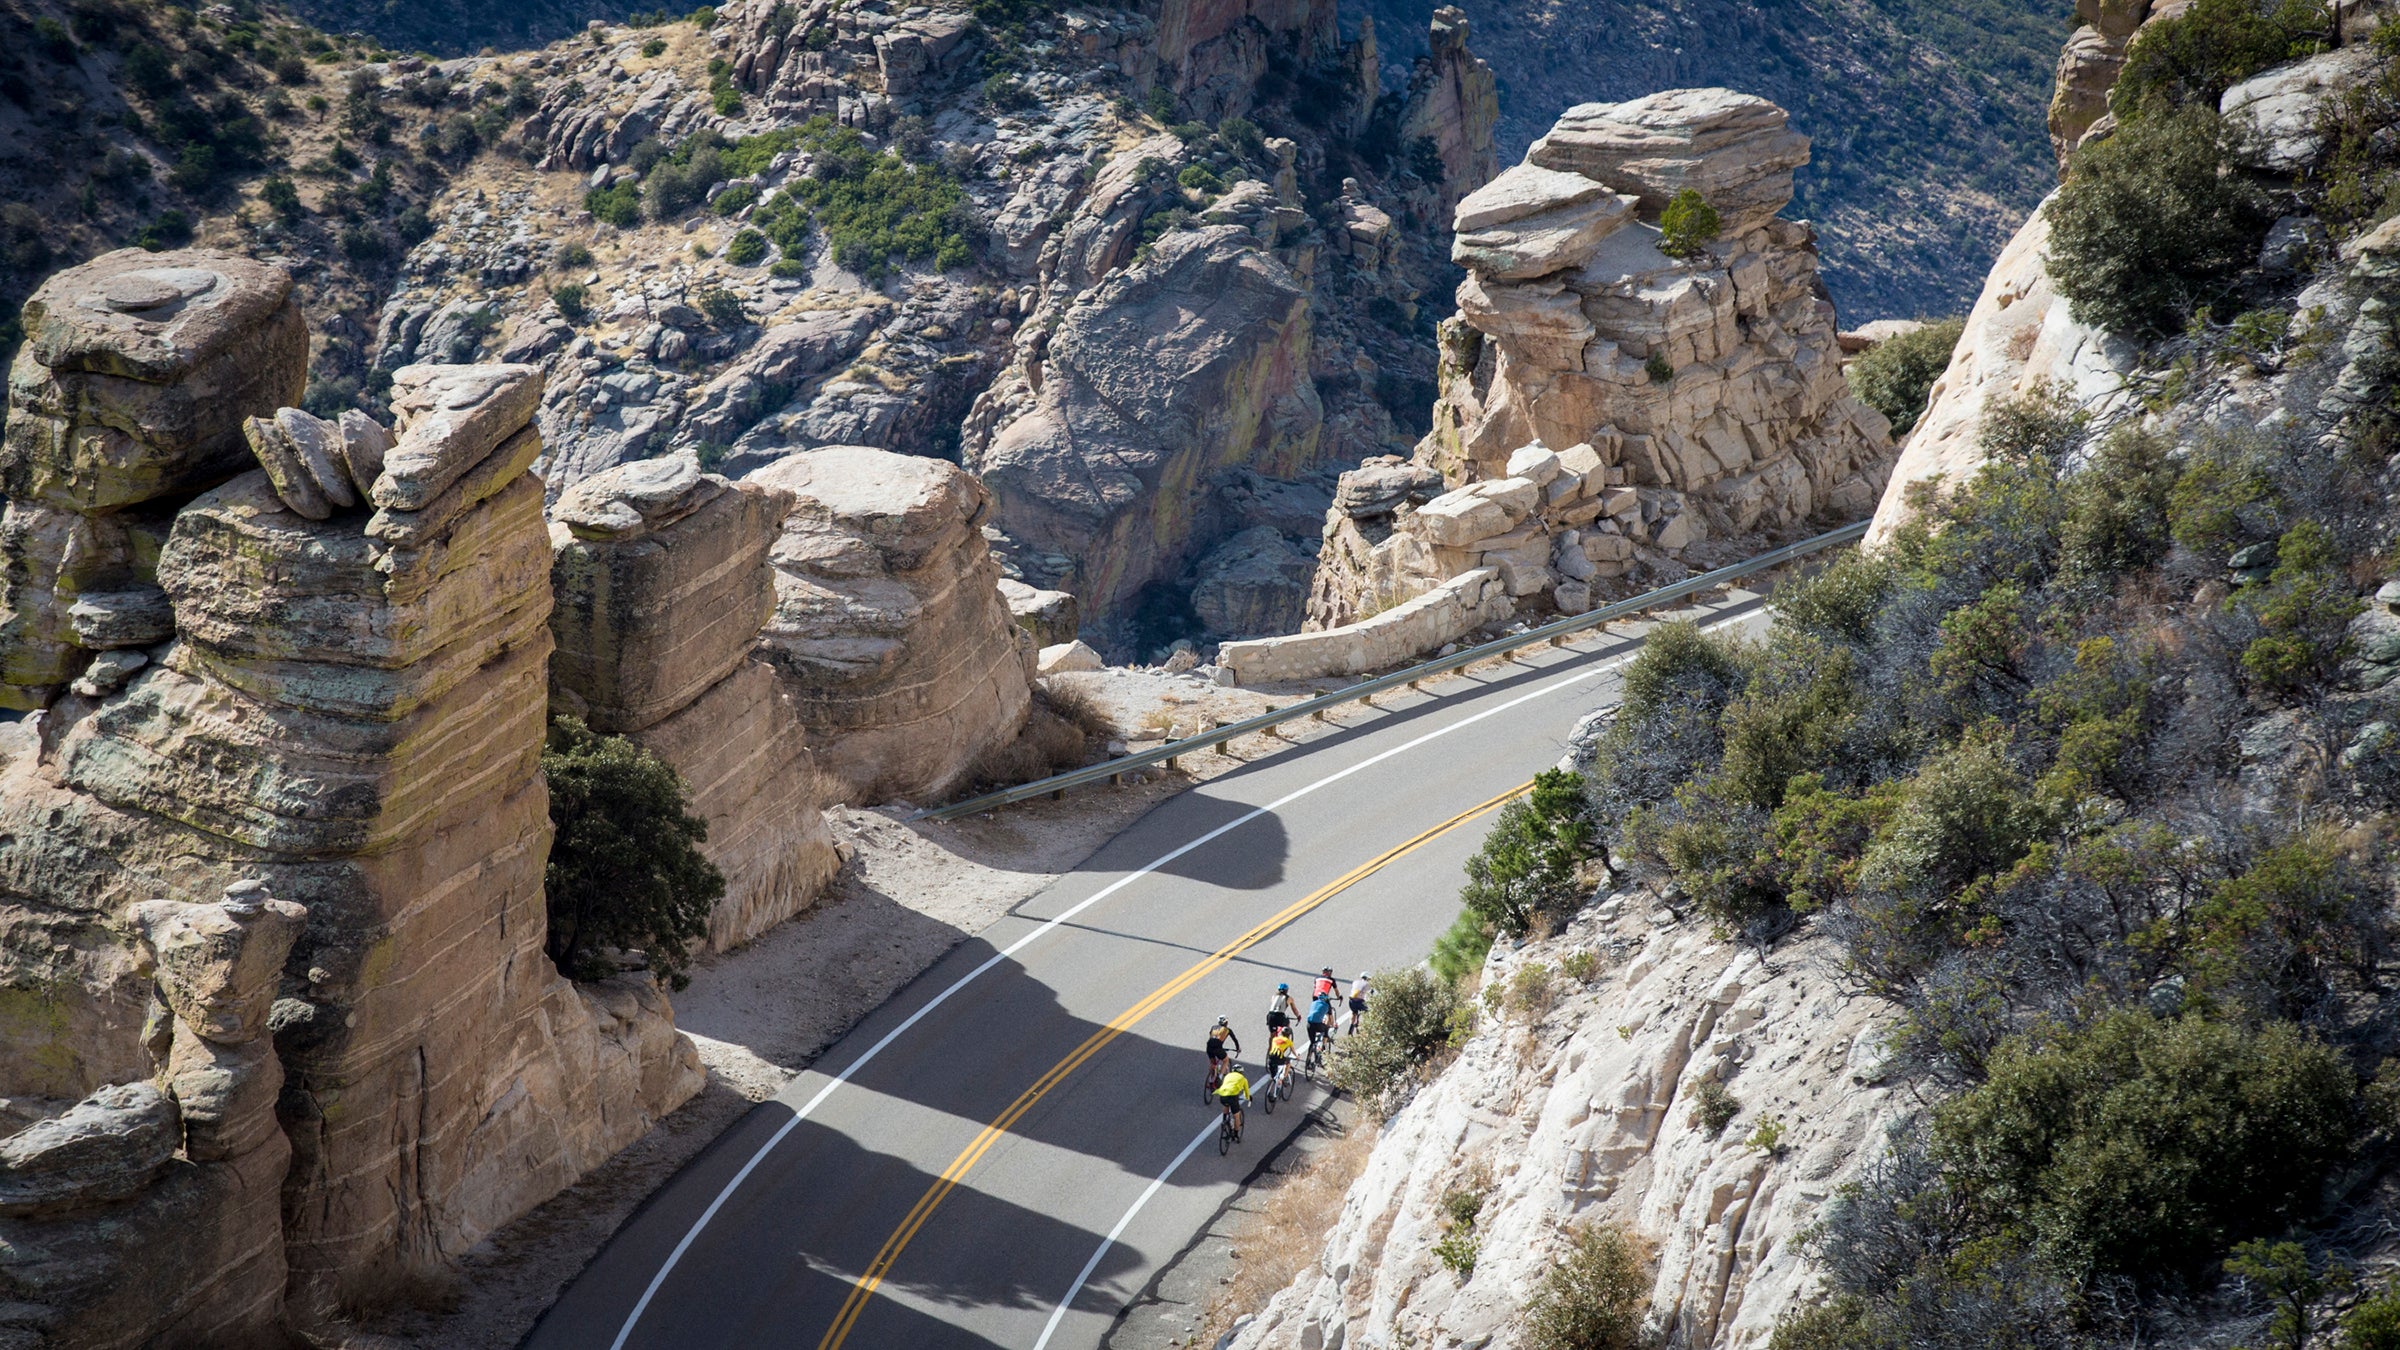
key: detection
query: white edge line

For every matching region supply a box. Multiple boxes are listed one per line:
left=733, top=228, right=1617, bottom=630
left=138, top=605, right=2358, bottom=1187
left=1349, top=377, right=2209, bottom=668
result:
left=604, top=601, right=1760, bottom=1350
left=1030, top=1118, right=1223, bottom=1350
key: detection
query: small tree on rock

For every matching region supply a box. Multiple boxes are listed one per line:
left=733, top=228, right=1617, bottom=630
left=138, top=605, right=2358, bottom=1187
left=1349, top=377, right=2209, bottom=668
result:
left=542, top=715, right=724, bottom=989
left=1462, top=769, right=1597, bottom=937
left=1657, top=188, right=1721, bottom=259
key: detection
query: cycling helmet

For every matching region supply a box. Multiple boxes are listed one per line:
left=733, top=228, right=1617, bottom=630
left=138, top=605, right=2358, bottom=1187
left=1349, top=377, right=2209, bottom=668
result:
left=1321, top=966, right=1334, bottom=975
left=1359, top=972, right=1370, bottom=981
left=1277, top=982, right=1289, bottom=991
left=1216, top=1015, right=1230, bottom=1026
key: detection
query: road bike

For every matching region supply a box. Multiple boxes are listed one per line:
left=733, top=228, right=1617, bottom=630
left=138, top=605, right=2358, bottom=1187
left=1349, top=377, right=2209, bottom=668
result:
left=1204, top=1057, right=1225, bottom=1105
left=1261, top=1059, right=1293, bottom=1113
left=1303, top=1028, right=1329, bottom=1079
left=1217, top=1102, right=1243, bottom=1154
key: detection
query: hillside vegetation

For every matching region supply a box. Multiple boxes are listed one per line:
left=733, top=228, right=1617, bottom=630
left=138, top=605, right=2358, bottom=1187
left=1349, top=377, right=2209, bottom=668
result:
left=1361, top=0, right=2070, bottom=319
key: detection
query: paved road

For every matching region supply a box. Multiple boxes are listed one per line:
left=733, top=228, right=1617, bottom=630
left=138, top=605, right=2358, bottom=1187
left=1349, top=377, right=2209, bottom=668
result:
left=525, top=593, right=1765, bottom=1350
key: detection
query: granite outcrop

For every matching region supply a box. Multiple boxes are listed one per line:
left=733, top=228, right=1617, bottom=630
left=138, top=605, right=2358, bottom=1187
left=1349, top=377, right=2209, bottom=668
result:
left=548, top=456, right=841, bottom=951
left=0, top=252, right=701, bottom=1344
left=1299, top=92, right=1894, bottom=671
left=748, top=445, right=1034, bottom=804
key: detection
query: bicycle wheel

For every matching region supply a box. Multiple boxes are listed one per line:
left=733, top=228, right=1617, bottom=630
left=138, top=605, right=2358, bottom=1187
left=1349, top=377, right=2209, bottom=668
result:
left=1262, top=1079, right=1276, bottom=1114
left=1218, top=1118, right=1232, bottom=1155
left=1280, top=1068, right=1294, bottom=1101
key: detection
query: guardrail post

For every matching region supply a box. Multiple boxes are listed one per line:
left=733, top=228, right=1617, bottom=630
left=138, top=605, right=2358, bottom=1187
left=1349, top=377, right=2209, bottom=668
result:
left=1051, top=786, right=1065, bottom=801
left=1213, top=717, right=1229, bottom=754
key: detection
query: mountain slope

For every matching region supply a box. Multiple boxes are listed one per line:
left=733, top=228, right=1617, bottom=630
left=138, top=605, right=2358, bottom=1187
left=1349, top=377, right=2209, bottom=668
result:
left=1359, top=0, right=2071, bottom=320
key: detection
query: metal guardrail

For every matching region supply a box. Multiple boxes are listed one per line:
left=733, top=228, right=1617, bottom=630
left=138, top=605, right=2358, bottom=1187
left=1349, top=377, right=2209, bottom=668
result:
left=914, top=519, right=1872, bottom=821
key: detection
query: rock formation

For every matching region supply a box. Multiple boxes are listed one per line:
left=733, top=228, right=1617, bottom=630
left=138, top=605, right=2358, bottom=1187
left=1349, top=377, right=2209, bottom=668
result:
left=1398, top=7, right=1500, bottom=215
left=1296, top=92, right=1894, bottom=670
left=549, top=457, right=841, bottom=951
left=748, top=446, right=1033, bottom=804
left=1229, top=900, right=1902, bottom=1350
left=0, top=249, right=305, bottom=709
left=0, top=251, right=701, bottom=1341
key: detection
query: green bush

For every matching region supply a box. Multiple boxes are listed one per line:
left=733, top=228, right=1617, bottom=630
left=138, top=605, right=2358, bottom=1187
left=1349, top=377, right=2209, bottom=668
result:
left=769, top=258, right=807, bottom=279
left=1522, top=1222, right=1653, bottom=1350
left=542, top=716, right=724, bottom=988
left=754, top=188, right=811, bottom=252
left=711, top=181, right=759, bottom=216
left=1845, top=318, right=1963, bottom=436
left=723, top=228, right=767, bottom=265
left=2342, top=1286, right=2400, bottom=1350
left=780, top=118, right=970, bottom=278
left=552, top=282, right=588, bottom=323
left=556, top=240, right=594, bottom=269
left=134, top=210, right=192, bottom=250
left=696, top=287, right=746, bottom=327
left=645, top=139, right=726, bottom=220
left=1644, top=350, right=1674, bottom=383
left=2172, top=833, right=2381, bottom=1020
left=1177, top=163, right=1223, bottom=193
left=2046, top=106, right=2274, bottom=337
left=2234, top=520, right=2364, bottom=698
left=1461, top=770, right=1597, bottom=938
left=641, top=36, right=667, bottom=57
left=259, top=175, right=301, bottom=220
left=1331, top=965, right=1465, bottom=1104
left=1687, top=1078, right=1739, bottom=1137
left=1657, top=188, right=1720, bottom=259
left=982, top=73, right=1036, bottom=111
left=1429, top=908, right=1495, bottom=984
left=2112, top=0, right=2330, bottom=115
left=586, top=182, right=641, bottom=227
left=1933, top=1009, right=2355, bottom=1284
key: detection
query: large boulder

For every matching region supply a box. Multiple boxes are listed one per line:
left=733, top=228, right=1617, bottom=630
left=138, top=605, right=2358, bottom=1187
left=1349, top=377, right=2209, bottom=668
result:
left=749, top=447, right=1033, bottom=804
left=1527, top=89, right=1810, bottom=237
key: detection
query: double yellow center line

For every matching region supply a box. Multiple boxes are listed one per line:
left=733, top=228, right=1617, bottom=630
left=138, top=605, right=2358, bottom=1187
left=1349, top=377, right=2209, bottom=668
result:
left=813, top=779, right=1531, bottom=1350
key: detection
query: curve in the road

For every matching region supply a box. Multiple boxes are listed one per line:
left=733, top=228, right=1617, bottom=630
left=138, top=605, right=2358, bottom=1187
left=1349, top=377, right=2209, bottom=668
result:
left=816, top=783, right=1529, bottom=1350
left=578, top=597, right=1769, bottom=1350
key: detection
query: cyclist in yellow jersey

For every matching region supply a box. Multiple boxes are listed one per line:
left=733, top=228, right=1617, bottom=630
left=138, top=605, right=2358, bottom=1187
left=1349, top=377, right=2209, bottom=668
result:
left=1214, top=1065, right=1250, bottom=1136
left=1265, top=1029, right=1295, bottom=1094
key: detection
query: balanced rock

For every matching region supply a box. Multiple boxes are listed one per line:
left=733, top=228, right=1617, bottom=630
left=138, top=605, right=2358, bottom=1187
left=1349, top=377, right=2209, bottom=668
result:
left=1527, top=88, right=1810, bottom=236
left=750, top=446, right=1033, bottom=804
left=0, top=249, right=305, bottom=709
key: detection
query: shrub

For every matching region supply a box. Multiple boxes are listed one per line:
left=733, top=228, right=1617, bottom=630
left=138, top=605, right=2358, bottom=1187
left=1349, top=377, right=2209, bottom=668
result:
left=123, top=43, right=172, bottom=96
left=982, top=73, right=1036, bottom=111
left=2226, top=1239, right=2339, bottom=1350
left=1461, top=770, right=1597, bottom=938
left=1644, top=350, right=1674, bottom=383
left=1177, top=163, right=1224, bottom=193
left=1433, top=1176, right=1487, bottom=1278
left=1522, top=1222, right=1652, bottom=1350
left=723, top=228, right=767, bottom=265
left=1845, top=318, right=1962, bottom=436
left=754, top=188, right=811, bottom=252
left=134, top=210, right=192, bottom=250
left=2172, top=833, right=2383, bottom=1021
left=783, top=118, right=971, bottom=278
left=542, top=715, right=725, bottom=989
left=552, top=282, right=588, bottom=322
left=1560, top=949, right=1599, bottom=982
left=2343, top=1286, right=2400, bottom=1350
left=556, top=240, right=594, bottom=269
left=696, top=287, right=746, bottom=327
left=586, top=182, right=641, bottom=227
left=2234, top=520, right=2364, bottom=698
left=641, top=36, right=667, bottom=57
left=1331, top=965, right=1464, bottom=1104
left=1657, top=188, right=1720, bottom=259
left=2112, top=0, right=2330, bottom=115
left=1932, top=1009, right=2355, bottom=1284
left=711, top=181, right=759, bottom=216
left=259, top=175, right=301, bottom=220
left=1687, top=1078, right=1739, bottom=1137
left=274, top=53, right=310, bottom=84
left=1218, top=115, right=1262, bottom=158
left=33, top=18, right=76, bottom=60
left=1429, top=909, right=1495, bottom=984
left=2046, top=106, right=2274, bottom=337
left=769, top=258, right=807, bottom=278
left=645, top=139, right=726, bottom=220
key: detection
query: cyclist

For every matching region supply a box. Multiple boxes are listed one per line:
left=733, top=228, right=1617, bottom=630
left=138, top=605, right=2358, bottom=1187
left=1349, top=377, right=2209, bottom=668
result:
left=1265, top=1026, right=1295, bottom=1095
left=1313, top=966, right=1338, bottom=1002
left=1305, top=988, right=1336, bottom=1060
left=1214, top=1062, right=1251, bottom=1139
left=1265, top=982, right=1298, bottom=1042
left=1346, top=971, right=1372, bottom=1034
left=1204, top=1016, right=1241, bottom=1093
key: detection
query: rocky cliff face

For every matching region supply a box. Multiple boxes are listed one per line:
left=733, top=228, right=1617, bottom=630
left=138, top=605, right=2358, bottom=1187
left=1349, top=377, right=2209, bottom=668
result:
left=1305, top=92, right=1893, bottom=642
left=0, top=250, right=700, bottom=1342
left=549, top=456, right=842, bottom=950
left=369, top=0, right=1496, bottom=658
left=1231, top=902, right=1901, bottom=1350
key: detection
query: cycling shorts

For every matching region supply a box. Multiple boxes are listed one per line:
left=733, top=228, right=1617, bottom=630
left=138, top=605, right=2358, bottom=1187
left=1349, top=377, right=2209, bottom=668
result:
left=1266, top=1053, right=1288, bottom=1070
left=1306, top=1020, right=1330, bottom=1040
left=1349, top=996, right=1367, bottom=1012
left=1265, top=1010, right=1290, bottom=1030
left=1206, top=1040, right=1229, bottom=1060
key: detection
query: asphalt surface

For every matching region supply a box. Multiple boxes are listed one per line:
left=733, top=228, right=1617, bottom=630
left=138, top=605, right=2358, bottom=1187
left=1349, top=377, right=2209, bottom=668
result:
left=525, top=592, right=1765, bottom=1350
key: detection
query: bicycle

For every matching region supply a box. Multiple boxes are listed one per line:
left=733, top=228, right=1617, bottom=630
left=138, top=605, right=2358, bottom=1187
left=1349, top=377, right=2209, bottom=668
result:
left=1303, top=1028, right=1329, bottom=1079
left=1204, top=1057, right=1225, bottom=1105
left=1261, top=1059, right=1293, bottom=1113
left=1216, top=1101, right=1243, bottom=1154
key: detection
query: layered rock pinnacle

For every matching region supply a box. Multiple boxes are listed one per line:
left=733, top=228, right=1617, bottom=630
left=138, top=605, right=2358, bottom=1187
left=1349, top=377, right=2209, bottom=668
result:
left=1302, top=90, right=1895, bottom=644
left=0, top=251, right=701, bottom=1343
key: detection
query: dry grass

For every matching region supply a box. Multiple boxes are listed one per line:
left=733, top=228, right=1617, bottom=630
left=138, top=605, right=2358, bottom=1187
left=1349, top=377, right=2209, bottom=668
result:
left=1196, top=1119, right=1380, bottom=1344
left=1039, top=677, right=1120, bottom=740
